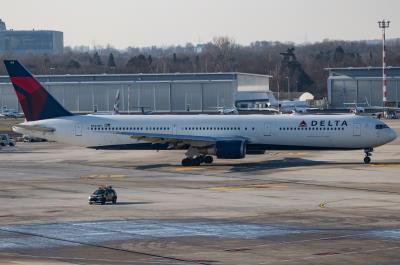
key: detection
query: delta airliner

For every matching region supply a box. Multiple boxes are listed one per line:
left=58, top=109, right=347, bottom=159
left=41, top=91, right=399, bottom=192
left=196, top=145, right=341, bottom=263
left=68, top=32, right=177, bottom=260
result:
left=4, top=60, right=397, bottom=166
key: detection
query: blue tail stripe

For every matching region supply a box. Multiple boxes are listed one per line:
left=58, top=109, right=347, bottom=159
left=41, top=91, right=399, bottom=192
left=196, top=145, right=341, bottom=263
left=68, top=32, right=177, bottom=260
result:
left=3, top=60, right=31, bottom=77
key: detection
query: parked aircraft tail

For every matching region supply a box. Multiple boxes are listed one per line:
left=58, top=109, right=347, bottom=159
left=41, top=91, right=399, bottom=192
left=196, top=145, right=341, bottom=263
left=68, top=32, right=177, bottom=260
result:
left=3, top=60, right=72, bottom=121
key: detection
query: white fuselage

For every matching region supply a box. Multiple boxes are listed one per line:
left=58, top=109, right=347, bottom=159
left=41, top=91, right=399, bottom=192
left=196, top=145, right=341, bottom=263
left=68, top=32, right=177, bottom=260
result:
left=13, top=114, right=397, bottom=152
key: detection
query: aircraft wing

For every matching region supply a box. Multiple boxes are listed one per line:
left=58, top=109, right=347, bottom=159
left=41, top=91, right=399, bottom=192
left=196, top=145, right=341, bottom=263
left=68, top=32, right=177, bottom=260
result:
left=115, top=131, right=247, bottom=148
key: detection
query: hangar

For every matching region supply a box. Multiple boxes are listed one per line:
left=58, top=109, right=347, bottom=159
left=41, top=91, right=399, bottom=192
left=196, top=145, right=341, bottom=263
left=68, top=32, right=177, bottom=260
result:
left=0, top=72, right=271, bottom=113
left=327, top=67, right=400, bottom=108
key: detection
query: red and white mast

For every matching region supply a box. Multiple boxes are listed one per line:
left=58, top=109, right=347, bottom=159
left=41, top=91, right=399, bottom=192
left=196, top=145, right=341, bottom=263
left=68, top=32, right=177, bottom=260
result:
left=378, top=19, right=390, bottom=116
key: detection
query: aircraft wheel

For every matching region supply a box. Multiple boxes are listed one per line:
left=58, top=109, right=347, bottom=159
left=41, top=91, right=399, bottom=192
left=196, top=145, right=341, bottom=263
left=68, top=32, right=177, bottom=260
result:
left=181, top=158, right=192, bottom=166
left=204, top=156, right=213, bottom=164
left=192, top=157, right=202, bottom=166
left=363, top=156, right=371, bottom=164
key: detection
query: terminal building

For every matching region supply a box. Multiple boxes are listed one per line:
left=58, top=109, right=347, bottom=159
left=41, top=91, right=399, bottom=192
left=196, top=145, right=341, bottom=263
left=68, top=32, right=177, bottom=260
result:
left=0, top=19, right=63, bottom=54
left=327, top=67, right=400, bottom=108
left=0, top=72, right=272, bottom=114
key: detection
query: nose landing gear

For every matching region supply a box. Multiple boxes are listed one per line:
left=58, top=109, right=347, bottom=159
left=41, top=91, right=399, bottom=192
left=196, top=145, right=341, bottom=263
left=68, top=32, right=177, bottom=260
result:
left=363, top=148, right=373, bottom=164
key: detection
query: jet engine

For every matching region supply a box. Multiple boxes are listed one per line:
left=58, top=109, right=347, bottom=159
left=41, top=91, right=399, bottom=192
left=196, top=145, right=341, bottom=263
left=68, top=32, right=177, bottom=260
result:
left=214, top=140, right=246, bottom=159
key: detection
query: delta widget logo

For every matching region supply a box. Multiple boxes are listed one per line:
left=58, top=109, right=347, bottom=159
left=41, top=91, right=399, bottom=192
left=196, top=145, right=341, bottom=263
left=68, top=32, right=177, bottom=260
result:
left=299, top=120, right=307, bottom=128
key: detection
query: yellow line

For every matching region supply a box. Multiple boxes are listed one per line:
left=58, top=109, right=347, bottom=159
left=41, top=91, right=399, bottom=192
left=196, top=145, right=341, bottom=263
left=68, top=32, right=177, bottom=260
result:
left=209, top=184, right=288, bottom=191
left=285, top=152, right=309, bottom=156
left=171, top=167, right=205, bottom=171
left=81, top=174, right=126, bottom=179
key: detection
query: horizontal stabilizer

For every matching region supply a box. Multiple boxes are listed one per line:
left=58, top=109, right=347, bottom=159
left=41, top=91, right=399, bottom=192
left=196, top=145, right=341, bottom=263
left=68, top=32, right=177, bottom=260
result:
left=13, top=124, right=55, bottom=132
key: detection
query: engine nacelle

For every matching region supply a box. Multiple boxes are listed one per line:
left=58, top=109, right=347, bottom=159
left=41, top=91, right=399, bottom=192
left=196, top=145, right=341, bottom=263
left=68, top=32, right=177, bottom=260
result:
left=214, top=140, right=246, bottom=159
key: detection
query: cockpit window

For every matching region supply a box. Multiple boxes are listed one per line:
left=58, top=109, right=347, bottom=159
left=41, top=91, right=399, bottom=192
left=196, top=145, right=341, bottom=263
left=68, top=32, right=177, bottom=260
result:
left=375, top=124, right=389, bottom=129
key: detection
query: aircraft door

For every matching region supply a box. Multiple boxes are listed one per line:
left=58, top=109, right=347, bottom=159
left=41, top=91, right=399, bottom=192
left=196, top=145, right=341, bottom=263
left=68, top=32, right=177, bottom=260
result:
left=75, top=124, right=82, bottom=136
left=264, top=123, right=271, bottom=136
left=172, top=124, right=177, bottom=135
left=353, top=123, right=361, bottom=136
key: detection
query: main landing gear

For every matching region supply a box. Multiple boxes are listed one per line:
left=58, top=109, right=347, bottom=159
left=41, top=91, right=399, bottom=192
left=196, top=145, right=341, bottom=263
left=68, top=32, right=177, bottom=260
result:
left=181, top=155, right=213, bottom=166
left=363, top=148, right=373, bottom=164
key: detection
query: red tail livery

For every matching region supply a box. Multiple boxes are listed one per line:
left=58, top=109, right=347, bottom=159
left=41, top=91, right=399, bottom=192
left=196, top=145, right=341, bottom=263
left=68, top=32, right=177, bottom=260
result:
left=4, top=60, right=72, bottom=121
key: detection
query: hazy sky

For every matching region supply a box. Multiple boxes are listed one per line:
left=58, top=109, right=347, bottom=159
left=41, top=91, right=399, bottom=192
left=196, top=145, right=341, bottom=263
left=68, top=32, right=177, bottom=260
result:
left=1, top=0, right=399, bottom=48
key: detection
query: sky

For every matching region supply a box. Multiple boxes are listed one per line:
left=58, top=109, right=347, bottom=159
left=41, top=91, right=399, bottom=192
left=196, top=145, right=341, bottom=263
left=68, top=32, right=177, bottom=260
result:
left=1, top=0, right=399, bottom=49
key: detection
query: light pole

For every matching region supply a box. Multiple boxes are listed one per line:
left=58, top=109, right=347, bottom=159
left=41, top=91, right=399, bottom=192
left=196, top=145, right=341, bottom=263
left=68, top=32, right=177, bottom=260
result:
left=378, top=19, right=390, bottom=117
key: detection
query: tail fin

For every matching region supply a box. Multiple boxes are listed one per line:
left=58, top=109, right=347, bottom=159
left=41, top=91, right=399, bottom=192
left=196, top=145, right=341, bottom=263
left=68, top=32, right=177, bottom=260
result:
left=3, top=60, right=72, bottom=121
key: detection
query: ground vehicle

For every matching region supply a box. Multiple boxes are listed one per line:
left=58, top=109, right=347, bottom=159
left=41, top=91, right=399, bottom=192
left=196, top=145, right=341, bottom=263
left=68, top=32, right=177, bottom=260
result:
left=0, top=134, right=15, bottom=146
left=89, top=186, right=117, bottom=205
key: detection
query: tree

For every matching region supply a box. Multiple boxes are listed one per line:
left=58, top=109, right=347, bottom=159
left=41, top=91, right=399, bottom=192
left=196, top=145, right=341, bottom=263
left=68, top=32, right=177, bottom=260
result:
left=126, top=54, right=150, bottom=73
left=66, top=59, right=81, bottom=69
left=2, top=38, right=396, bottom=98
left=333, top=46, right=345, bottom=63
left=211, top=36, right=237, bottom=71
left=107, top=53, right=116, bottom=68
left=92, top=51, right=103, bottom=66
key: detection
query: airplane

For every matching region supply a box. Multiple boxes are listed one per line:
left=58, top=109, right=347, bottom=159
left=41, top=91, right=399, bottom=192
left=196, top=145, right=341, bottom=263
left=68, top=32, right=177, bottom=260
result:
left=4, top=60, right=397, bottom=166
left=112, top=89, right=120, bottom=115
left=92, top=89, right=122, bottom=115
left=214, top=106, right=239, bottom=115
left=0, top=107, right=24, bottom=118
left=273, top=100, right=319, bottom=113
left=343, top=97, right=400, bottom=118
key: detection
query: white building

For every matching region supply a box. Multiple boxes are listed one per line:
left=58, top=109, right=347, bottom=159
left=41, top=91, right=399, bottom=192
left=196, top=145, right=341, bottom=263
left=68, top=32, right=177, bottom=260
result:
left=0, top=72, right=272, bottom=113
